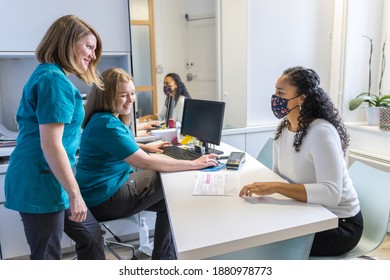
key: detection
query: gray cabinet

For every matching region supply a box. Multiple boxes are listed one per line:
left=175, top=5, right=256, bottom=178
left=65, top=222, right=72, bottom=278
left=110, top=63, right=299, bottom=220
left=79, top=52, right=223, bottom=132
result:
left=0, top=0, right=130, bottom=52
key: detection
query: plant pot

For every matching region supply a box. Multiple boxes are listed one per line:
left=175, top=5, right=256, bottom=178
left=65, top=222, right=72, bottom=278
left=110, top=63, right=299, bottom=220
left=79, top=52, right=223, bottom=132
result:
left=379, top=107, right=390, bottom=131
left=365, top=107, right=380, bottom=126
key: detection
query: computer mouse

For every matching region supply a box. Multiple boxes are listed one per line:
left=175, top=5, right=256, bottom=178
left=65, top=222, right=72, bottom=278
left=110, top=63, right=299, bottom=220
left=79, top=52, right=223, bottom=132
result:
left=202, top=162, right=226, bottom=171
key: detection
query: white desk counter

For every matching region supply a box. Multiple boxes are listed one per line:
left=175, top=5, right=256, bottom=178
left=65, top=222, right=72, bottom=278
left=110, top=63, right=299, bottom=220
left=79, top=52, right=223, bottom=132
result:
left=159, top=143, right=338, bottom=260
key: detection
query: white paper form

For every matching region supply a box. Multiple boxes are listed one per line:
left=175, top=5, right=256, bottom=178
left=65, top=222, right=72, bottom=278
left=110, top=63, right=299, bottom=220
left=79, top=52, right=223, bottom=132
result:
left=193, top=172, right=240, bottom=196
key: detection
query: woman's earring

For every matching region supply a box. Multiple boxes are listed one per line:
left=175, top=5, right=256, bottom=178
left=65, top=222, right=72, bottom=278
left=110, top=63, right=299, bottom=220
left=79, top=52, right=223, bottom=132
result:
left=299, top=104, right=302, bottom=110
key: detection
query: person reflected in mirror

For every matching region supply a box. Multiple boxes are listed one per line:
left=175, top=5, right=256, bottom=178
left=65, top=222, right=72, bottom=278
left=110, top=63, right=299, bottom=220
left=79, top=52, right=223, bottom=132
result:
left=4, top=15, right=105, bottom=260
left=76, top=67, right=218, bottom=260
left=137, top=120, right=161, bottom=131
left=140, top=73, right=191, bottom=124
left=239, top=66, right=363, bottom=257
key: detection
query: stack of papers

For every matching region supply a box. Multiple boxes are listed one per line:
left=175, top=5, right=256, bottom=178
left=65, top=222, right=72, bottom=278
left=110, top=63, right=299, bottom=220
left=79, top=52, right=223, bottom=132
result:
left=0, top=124, right=18, bottom=147
left=193, top=172, right=240, bottom=196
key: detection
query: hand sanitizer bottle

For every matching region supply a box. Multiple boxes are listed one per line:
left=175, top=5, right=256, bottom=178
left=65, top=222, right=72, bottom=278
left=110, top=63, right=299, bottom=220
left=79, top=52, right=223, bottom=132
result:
left=139, top=217, right=149, bottom=247
left=175, top=121, right=181, bottom=143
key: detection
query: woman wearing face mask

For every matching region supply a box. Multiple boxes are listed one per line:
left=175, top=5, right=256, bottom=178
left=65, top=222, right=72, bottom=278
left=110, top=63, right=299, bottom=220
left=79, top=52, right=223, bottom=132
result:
left=140, top=73, right=191, bottom=124
left=239, top=66, right=363, bottom=257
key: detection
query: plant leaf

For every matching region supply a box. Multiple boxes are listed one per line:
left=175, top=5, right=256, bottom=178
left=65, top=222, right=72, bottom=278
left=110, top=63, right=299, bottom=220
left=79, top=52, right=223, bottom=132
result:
left=378, top=95, right=390, bottom=103
left=349, top=98, right=366, bottom=110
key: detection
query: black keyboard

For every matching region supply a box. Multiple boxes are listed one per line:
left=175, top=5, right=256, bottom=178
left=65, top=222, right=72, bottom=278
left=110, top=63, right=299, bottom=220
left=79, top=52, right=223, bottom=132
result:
left=162, top=145, right=201, bottom=160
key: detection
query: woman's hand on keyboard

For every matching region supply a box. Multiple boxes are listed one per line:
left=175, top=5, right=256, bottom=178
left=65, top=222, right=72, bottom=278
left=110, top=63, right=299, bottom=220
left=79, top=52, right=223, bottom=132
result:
left=193, top=154, right=219, bottom=169
left=140, top=141, right=171, bottom=154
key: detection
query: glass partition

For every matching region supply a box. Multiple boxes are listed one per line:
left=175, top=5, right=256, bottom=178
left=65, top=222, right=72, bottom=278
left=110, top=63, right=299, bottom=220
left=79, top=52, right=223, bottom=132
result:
left=131, top=25, right=152, bottom=86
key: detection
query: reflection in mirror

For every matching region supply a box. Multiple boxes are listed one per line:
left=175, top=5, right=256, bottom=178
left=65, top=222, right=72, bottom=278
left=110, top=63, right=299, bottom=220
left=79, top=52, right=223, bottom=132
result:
left=131, top=25, right=153, bottom=118
left=131, top=26, right=152, bottom=86
left=136, top=90, right=153, bottom=117
left=133, top=0, right=218, bottom=125
left=130, top=0, right=155, bottom=121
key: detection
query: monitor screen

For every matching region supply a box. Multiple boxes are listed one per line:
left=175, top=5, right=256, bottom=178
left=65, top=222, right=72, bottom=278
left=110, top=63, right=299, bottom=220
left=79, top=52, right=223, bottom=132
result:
left=181, top=99, right=225, bottom=154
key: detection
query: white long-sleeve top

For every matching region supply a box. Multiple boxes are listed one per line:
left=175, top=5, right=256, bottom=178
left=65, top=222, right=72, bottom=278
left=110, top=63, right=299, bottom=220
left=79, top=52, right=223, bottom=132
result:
left=158, top=95, right=186, bottom=123
left=273, top=119, right=360, bottom=218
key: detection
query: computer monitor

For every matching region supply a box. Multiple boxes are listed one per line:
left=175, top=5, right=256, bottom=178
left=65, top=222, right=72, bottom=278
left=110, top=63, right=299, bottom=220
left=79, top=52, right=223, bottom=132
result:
left=181, top=98, right=226, bottom=154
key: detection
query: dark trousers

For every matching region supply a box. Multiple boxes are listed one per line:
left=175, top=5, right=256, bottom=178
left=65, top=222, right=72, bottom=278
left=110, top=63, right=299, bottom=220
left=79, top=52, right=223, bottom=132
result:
left=310, top=210, right=364, bottom=256
left=89, top=170, right=177, bottom=260
left=20, top=209, right=105, bottom=260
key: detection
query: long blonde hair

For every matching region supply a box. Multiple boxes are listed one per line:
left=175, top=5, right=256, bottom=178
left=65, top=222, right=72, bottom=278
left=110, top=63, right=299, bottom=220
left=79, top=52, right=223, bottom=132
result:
left=83, top=68, right=133, bottom=128
left=36, top=15, right=103, bottom=88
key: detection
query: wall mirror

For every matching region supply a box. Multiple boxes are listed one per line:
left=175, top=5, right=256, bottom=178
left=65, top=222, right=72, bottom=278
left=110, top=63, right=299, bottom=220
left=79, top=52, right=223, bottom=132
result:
left=131, top=0, right=219, bottom=122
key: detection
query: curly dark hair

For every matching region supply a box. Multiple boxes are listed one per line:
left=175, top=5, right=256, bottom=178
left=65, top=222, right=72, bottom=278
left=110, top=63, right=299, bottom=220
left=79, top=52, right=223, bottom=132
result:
left=274, top=66, right=350, bottom=154
left=165, top=73, right=191, bottom=105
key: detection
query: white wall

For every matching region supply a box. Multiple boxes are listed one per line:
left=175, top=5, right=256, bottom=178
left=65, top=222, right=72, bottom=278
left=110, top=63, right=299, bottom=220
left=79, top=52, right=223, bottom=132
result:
left=247, top=0, right=335, bottom=126
left=219, top=0, right=247, bottom=128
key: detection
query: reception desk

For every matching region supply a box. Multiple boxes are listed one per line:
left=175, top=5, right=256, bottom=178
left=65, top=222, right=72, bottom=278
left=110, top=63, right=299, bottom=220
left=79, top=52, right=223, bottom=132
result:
left=158, top=143, right=338, bottom=259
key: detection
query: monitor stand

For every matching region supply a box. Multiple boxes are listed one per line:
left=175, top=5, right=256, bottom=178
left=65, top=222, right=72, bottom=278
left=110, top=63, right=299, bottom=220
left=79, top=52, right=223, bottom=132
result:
left=194, top=142, right=224, bottom=155
left=204, top=144, right=224, bottom=155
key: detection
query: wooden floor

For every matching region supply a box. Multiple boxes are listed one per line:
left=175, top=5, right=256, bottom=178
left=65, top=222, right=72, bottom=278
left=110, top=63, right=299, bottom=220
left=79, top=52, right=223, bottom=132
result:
left=10, top=232, right=390, bottom=260
left=367, top=233, right=390, bottom=260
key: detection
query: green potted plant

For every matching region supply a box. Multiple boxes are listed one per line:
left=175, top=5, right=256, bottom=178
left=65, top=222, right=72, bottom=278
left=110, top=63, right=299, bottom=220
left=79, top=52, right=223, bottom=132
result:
left=349, top=36, right=390, bottom=125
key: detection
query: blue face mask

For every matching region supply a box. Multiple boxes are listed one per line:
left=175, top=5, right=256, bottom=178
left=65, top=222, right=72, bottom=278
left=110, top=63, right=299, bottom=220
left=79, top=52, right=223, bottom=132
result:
left=271, top=94, right=300, bottom=119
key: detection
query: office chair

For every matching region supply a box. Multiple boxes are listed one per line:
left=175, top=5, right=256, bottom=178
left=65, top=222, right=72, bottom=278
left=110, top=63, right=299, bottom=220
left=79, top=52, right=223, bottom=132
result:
left=67, top=215, right=139, bottom=260
left=100, top=215, right=140, bottom=260
left=256, top=137, right=273, bottom=169
left=310, top=161, right=390, bottom=260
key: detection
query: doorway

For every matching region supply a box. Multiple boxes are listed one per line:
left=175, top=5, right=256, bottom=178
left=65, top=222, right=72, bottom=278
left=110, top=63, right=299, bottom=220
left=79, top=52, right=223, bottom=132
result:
left=184, top=10, right=217, bottom=101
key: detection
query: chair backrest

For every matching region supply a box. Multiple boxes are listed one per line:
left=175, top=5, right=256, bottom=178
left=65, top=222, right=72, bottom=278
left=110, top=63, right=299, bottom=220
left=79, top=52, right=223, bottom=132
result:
left=256, top=137, right=273, bottom=169
left=348, top=161, right=390, bottom=252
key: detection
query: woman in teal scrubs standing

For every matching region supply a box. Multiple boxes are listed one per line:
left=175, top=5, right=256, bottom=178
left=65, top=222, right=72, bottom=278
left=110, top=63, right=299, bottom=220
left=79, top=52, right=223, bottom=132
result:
left=4, top=15, right=105, bottom=260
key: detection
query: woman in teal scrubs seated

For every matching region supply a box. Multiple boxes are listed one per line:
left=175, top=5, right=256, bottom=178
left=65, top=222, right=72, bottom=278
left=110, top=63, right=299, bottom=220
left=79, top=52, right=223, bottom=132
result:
left=4, top=15, right=105, bottom=260
left=75, top=67, right=219, bottom=259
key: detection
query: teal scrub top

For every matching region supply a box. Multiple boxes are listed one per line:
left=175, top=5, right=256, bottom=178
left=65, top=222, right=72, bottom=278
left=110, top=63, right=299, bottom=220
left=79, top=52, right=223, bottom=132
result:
left=4, top=63, right=84, bottom=213
left=75, top=112, right=139, bottom=207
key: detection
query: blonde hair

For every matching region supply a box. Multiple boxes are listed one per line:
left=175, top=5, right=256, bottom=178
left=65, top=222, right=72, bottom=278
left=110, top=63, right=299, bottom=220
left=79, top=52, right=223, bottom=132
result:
left=36, top=15, right=103, bottom=88
left=83, top=68, right=133, bottom=128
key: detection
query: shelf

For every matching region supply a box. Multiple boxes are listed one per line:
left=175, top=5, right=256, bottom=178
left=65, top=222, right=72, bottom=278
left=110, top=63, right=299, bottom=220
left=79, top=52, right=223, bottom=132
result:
left=0, top=52, right=34, bottom=59
left=345, top=122, right=390, bottom=133
left=0, top=147, right=14, bottom=158
left=346, top=122, right=390, bottom=160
